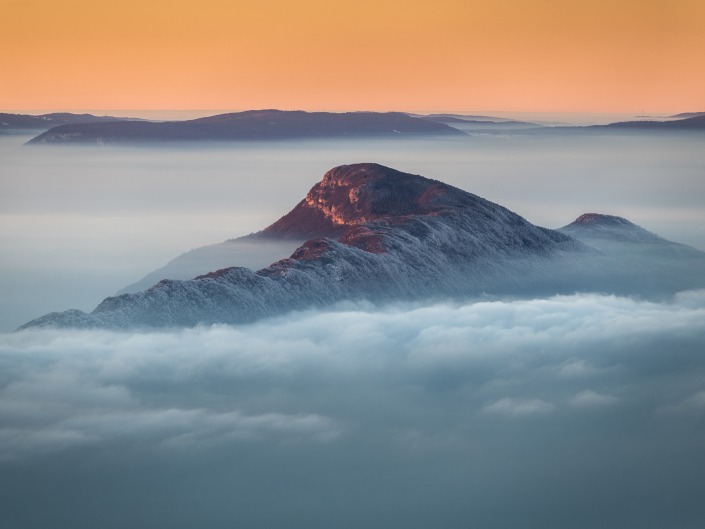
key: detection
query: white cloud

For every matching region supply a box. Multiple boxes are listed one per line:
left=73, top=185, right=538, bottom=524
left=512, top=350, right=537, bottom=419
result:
left=657, top=390, right=705, bottom=416
left=1, top=291, right=705, bottom=527
left=570, top=390, right=619, bottom=408
left=0, top=291, right=704, bottom=462
left=558, top=359, right=600, bottom=377
left=0, top=407, right=341, bottom=461
left=481, top=397, right=556, bottom=416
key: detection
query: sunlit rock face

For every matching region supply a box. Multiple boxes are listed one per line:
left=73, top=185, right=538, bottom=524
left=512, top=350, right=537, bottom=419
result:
left=299, top=163, right=468, bottom=226
left=258, top=163, right=479, bottom=239
left=19, top=164, right=704, bottom=330
left=260, top=163, right=553, bottom=240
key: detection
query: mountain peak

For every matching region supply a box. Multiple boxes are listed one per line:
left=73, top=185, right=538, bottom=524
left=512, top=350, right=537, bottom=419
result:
left=310, top=163, right=466, bottom=221
left=572, top=213, right=636, bottom=227
left=22, top=163, right=705, bottom=331
left=559, top=212, right=705, bottom=258
left=560, top=213, right=666, bottom=243
left=21, top=164, right=603, bottom=330
left=259, top=163, right=471, bottom=240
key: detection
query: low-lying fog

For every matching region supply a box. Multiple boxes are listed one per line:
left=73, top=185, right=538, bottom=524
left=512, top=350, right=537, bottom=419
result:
left=2, top=127, right=705, bottom=527
left=2, top=293, right=705, bottom=528
left=1, top=130, right=704, bottom=330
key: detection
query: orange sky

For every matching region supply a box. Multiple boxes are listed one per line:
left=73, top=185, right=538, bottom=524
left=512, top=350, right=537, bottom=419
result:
left=2, top=0, right=704, bottom=113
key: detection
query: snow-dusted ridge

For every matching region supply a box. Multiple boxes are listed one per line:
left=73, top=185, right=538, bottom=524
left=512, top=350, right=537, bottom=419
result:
left=19, top=164, right=705, bottom=329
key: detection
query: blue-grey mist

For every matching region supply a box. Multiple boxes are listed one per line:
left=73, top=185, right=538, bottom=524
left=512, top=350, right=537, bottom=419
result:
left=1, top=294, right=705, bottom=529
left=1, top=126, right=705, bottom=529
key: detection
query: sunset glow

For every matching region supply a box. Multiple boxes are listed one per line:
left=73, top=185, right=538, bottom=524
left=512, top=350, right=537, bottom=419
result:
left=3, top=0, right=704, bottom=112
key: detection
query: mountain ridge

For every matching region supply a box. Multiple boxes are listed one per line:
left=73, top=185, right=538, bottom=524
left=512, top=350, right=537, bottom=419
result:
left=19, top=164, right=705, bottom=330
left=21, top=163, right=604, bottom=329
left=598, top=115, right=705, bottom=130
left=0, top=112, right=142, bottom=133
left=669, top=111, right=705, bottom=119
left=26, top=110, right=465, bottom=144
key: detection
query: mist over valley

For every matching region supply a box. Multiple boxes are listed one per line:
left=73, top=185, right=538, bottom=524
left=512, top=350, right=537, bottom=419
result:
left=1, top=114, right=704, bottom=528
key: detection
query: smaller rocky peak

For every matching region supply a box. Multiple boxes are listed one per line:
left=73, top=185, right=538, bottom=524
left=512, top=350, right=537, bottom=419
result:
left=560, top=213, right=665, bottom=243
left=572, top=213, right=636, bottom=227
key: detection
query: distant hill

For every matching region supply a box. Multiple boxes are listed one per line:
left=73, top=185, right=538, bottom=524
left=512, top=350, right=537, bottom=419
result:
left=27, top=110, right=465, bottom=144
left=598, top=115, right=705, bottom=130
left=411, top=113, right=504, bottom=122
left=669, top=111, right=705, bottom=119
left=525, top=115, right=705, bottom=135
left=0, top=112, right=141, bottom=133
left=559, top=213, right=704, bottom=259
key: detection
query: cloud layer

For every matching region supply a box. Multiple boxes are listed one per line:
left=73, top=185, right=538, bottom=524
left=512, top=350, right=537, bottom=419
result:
left=1, top=292, right=705, bottom=528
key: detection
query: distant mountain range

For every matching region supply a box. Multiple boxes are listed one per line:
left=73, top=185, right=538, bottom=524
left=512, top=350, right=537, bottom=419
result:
left=26, top=110, right=464, bottom=144
left=523, top=115, right=705, bottom=135
left=0, top=112, right=141, bottom=132
left=413, top=113, right=505, bottom=122
left=418, top=114, right=543, bottom=132
left=20, top=163, right=705, bottom=330
left=597, top=115, right=705, bottom=130
left=6, top=109, right=704, bottom=143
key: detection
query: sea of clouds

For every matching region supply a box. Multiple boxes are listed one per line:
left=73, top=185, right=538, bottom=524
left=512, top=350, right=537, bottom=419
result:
left=2, top=292, right=705, bottom=528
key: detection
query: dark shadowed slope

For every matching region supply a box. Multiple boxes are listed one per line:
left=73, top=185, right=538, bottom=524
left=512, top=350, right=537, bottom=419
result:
left=21, top=163, right=604, bottom=329
left=26, top=110, right=465, bottom=144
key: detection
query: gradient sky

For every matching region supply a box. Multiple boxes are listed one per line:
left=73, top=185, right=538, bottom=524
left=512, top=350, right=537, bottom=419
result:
left=3, top=0, right=705, bottom=113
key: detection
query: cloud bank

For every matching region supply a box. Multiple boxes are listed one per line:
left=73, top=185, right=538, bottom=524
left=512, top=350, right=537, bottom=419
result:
left=1, top=292, right=705, bottom=528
